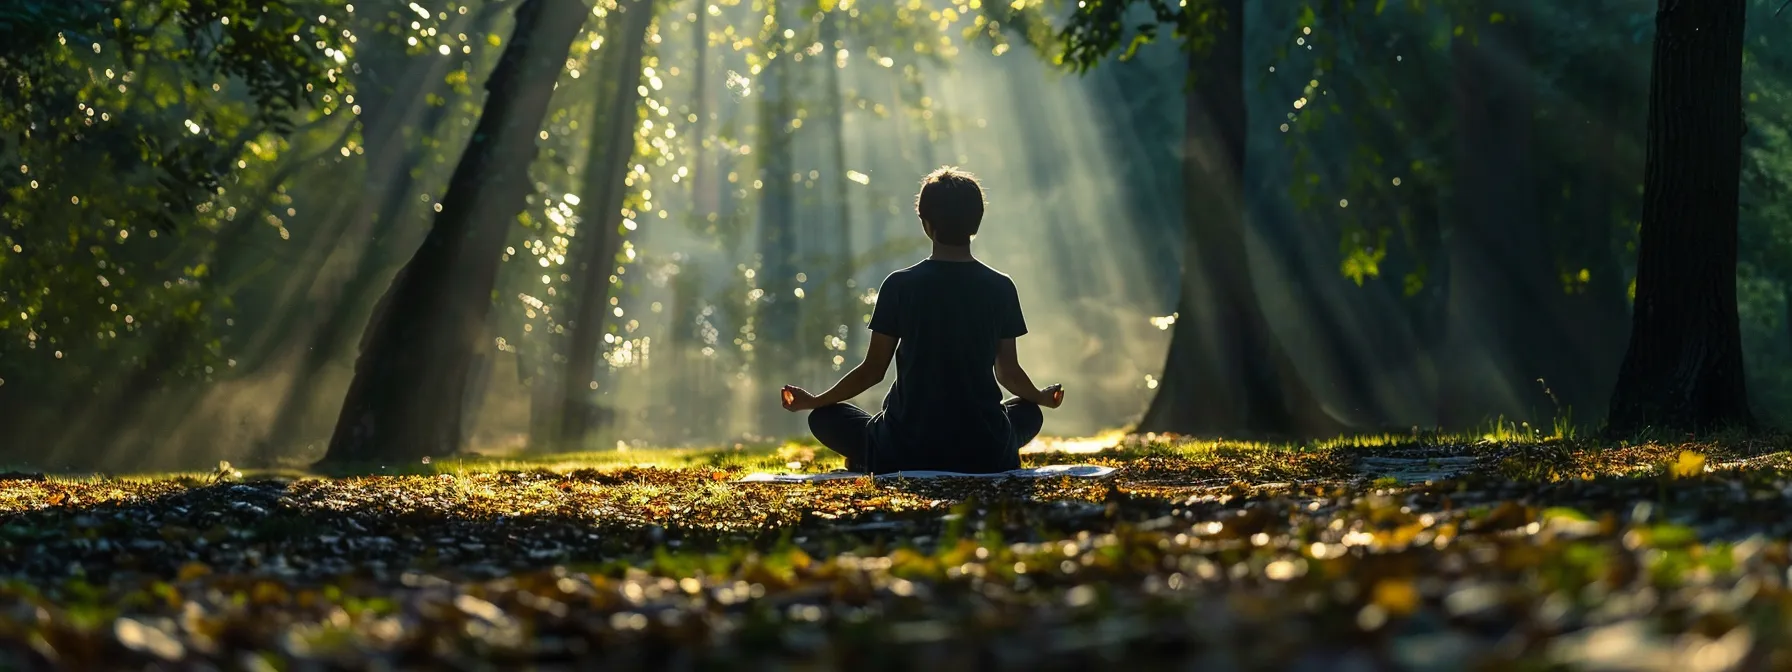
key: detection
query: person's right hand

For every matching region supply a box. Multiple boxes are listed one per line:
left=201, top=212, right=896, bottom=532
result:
left=1040, top=384, right=1064, bottom=409
left=781, top=385, right=819, bottom=412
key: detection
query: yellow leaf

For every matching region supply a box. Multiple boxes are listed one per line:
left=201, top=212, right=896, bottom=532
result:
left=1373, top=579, right=1419, bottom=615
left=1670, top=450, right=1706, bottom=478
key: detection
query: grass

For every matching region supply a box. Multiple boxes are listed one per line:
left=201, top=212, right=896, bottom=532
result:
left=6, top=429, right=1792, bottom=668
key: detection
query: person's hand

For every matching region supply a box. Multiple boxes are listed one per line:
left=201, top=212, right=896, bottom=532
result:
left=781, top=385, right=818, bottom=412
left=1040, top=384, right=1064, bottom=409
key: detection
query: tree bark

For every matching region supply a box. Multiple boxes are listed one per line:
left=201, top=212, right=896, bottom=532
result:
left=553, top=0, right=655, bottom=449
left=1136, top=2, right=1340, bottom=438
left=255, top=59, right=481, bottom=464
left=1606, top=0, right=1751, bottom=434
left=320, top=0, right=591, bottom=465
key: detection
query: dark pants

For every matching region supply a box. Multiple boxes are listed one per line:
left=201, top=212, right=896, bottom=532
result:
left=808, top=399, right=1044, bottom=472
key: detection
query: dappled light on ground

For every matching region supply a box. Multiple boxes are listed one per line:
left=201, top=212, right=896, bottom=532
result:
left=5, top=434, right=1792, bottom=666
left=1019, top=428, right=1128, bottom=454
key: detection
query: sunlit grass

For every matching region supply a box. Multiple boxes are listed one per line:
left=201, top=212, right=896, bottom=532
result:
left=17, top=426, right=1792, bottom=486
left=1019, top=428, right=1128, bottom=454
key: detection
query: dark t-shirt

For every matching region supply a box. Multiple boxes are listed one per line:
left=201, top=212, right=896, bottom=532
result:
left=865, top=259, right=1027, bottom=473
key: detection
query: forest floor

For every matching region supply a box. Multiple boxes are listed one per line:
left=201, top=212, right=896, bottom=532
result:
left=4, top=429, right=1792, bottom=669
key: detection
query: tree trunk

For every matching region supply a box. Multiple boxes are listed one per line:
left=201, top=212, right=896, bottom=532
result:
left=256, top=72, right=476, bottom=464
left=320, top=0, right=591, bottom=465
left=256, top=2, right=510, bottom=464
left=553, top=0, right=655, bottom=449
left=1136, top=2, right=1340, bottom=438
left=1606, top=0, right=1750, bottom=434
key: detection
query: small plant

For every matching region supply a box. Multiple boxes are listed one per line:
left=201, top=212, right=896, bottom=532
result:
left=1550, top=407, right=1577, bottom=441
left=209, top=461, right=241, bottom=484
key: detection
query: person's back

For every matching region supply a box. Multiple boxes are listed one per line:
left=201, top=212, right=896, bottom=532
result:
left=868, top=259, right=1026, bottom=472
left=779, top=167, right=1064, bottom=474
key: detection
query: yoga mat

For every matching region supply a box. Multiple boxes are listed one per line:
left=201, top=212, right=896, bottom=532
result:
left=736, top=464, right=1117, bottom=483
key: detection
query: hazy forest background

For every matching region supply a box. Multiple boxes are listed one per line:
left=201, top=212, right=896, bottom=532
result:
left=0, top=0, right=1779, bottom=471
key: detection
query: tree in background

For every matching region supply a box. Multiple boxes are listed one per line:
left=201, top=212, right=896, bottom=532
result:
left=1606, top=0, right=1752, bottom=433
left=1059, top=0, right=1342, bottom=437
left=553, top=0, right=657, bottom=450
left=324, top=0, right=593, bottom=464
left=257, top=1, right=513, bottom=464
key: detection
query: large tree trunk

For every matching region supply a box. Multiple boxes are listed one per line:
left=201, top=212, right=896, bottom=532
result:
left=256, top=3, right=509, bottom=464
left=552, top=0, right=655, bottom=450
left=1606, top=0, right=1750, bottom=434
left=256, top=69, right=477, bottom=464
left=320, top=0, right=590, bottom=465
left=1136, top=1, right=1339, bottom=438
left=1438, top=2, right=1570, bottom=428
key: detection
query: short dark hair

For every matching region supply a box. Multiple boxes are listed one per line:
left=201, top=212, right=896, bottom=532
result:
left=915, top=166, right=984, bottom=245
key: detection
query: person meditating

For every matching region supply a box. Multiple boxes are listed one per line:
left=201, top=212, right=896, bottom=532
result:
left=779, top=166, right=1064, bottom=474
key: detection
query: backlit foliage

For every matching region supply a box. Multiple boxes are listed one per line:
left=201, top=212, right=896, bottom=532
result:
left=0, top=0, right=354, bottom=379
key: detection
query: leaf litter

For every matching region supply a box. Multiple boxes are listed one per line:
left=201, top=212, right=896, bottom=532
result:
left=4, top=435, right=1792, bottom=668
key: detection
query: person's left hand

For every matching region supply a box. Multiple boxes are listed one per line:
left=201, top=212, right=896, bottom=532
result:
left=781, top=385, right=818, bottom=412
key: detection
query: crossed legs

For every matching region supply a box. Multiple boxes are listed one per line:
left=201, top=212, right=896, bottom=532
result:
left=807, top=398, right=1043, bottom=472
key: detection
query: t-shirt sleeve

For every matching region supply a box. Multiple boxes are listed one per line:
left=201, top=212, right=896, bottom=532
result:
left=999, top=278, right=1028, bottom=339
left=868, top=275, right=902, bottom=337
